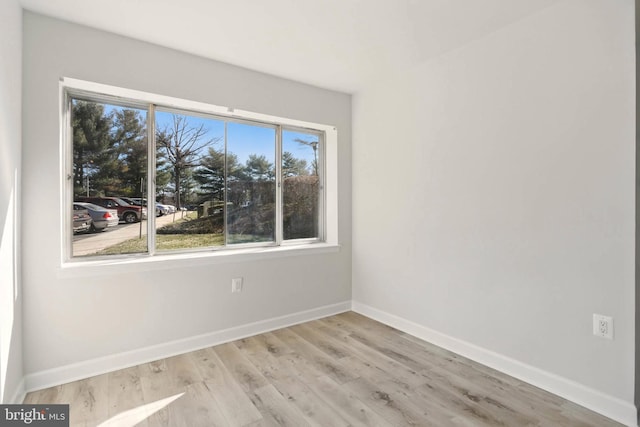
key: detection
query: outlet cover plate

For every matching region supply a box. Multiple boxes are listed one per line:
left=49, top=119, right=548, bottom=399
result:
left=593, top=314, right=613, bottom=339
left=232, top=277, right=243, bottom=293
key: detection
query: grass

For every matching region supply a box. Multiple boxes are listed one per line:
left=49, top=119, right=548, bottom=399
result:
left=96, top=213, right=219, bottom=255
left=158, top=212, right=223, bottom=235
left=157, top=233, right=224, bottom=250
left=95, top=211, right=271, bottom=255
left=186, top=211, right=201, bottom=221
left=96, top=233, right=224, bottom=255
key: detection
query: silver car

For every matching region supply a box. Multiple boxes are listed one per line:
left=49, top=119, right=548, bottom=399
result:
left=156, top=203, right=171, bottom=216
left=74, top=202, right=119, bottom=232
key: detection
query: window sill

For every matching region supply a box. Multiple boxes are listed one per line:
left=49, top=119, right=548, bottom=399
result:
left=58, top=243, right=341, bottom=279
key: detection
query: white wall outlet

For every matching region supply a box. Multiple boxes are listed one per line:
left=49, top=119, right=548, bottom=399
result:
left=231, top=277, right=243, bottom=293
left=593, top=314, right=613, bottom=339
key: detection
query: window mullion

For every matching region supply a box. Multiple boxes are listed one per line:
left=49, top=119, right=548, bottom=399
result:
left=319, top=132, right=326, bottom=241
left=223, top=121, right=228, bottom=247
left=63, top=88, right=73, bottom=262
left=275, top=125, right=283, bottom=245
left=147, top=104, right=157, bottom=255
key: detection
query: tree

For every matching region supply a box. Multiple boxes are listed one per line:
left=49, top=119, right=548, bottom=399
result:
left=194, top=146, right=242, bottom=202
left=223, top=154, right=276, bottom=239
left=282, top=151, right=309, bottom=177
left=283, top=175, right=319, bottom=239
left=244, top=154, right=274, bottom=181
left=156, top=115, right=220, bottom=208
left=155, top=149, right=172, bottom=201
left=72, top=100, right=120, bottom=196
left=242, top=154, right=275, bottom=208
left=112, top=109, right=147, bottom=196
left=179, top=168, right=196, bottom=206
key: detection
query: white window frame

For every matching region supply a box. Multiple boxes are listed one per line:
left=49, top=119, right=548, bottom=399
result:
left=59, top=78, right=339, bottom=267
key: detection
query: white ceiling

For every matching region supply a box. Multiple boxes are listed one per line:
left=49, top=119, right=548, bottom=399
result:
left=20, top=0, right=560, bottom=93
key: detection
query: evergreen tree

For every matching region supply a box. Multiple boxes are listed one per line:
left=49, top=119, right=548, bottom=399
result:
left=112, top=109, right=147, bottom=196
left=72, top=100, right=119, bottom=196
left=244, top=154, right=274, bottom=181
left=155, top=149, right=172, bottom=202
left=282, top=151, right=309, bottom=177
left=194, top=146, right=235, bottom=201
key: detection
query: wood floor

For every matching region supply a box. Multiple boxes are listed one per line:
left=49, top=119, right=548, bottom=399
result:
left=24, top=312, right=623, bottom=426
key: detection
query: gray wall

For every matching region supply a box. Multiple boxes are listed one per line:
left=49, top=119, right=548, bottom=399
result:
left=353, top=0, right=634, bottom=414
left=0, top=0, right=23, bottom=404
left=21, top=12, right=352, bottom=377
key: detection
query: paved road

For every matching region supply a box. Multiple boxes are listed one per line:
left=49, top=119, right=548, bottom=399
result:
left=72, top=211, right=190, bottom=256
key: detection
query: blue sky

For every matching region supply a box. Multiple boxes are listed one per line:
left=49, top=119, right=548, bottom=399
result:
left=101, top=101, right=318, bottom=173
left=154, top=110, right=318, bottom=173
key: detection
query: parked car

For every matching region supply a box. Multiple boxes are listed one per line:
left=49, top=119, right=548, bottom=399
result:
left=72, top=205, right=92, bottom=234
left=156, top=203, right=171, bottom=216
left=128, top=197, right=145, bottom=205
left=117, top=196, right=138, bottom=206
left=76, top=197, right=147, bottom=224
left=74, top=202, right=119, bottom=231
left=126, top=197, right=167, bottom=217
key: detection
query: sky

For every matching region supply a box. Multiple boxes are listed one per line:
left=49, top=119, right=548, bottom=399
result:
left=101, top=102, right=319, bottom=174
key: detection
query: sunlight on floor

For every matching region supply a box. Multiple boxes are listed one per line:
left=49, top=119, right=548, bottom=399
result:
left=97, top=392, right=184, bottom=426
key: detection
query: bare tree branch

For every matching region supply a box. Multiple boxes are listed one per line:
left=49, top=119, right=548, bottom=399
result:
left=156, top=114, right=221, bottom=208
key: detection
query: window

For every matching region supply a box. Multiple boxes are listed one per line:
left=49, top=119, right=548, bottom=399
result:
left=63, top=80, right=333, bottom=261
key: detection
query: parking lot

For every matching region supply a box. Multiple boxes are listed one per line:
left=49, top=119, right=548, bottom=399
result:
left=72, top=212, right=187, bottom=256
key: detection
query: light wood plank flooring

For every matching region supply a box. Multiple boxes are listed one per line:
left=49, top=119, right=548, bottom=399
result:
left=24, top=312, right=623, bottom=426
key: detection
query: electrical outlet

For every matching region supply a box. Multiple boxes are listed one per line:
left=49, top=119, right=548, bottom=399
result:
left=593, top=314, right=613, bottom=339
left=231, top=277, right=243, bottom=293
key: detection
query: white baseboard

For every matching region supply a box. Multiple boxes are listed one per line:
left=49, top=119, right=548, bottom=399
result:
left=352, top=301, right=638, bottom=427
left=24, top=301, right=351, bottom=393
left=19, top=300, right=639, bottom=427
left=7, top=377, right=25, bottom=404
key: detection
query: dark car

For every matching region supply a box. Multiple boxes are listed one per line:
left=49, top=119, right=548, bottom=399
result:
left=76, top=196, right=147, bottom=224
left=72, top=205, right=92, bottom=234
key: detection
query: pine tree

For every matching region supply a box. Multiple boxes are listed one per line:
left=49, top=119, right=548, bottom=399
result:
left=112, top=108, right=147, bottom=196
left=72, top=100, right=119, bottom=197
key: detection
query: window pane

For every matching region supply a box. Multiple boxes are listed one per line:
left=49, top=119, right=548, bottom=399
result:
left=71, top=99, right=148, bottom=257
left=67, top=85, right=329, bottom=260
left=282, top=130, right=321, bottom=240
left=227, top=122, right=276, bottom=244
left=155, top=110, right=226, bottom=251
